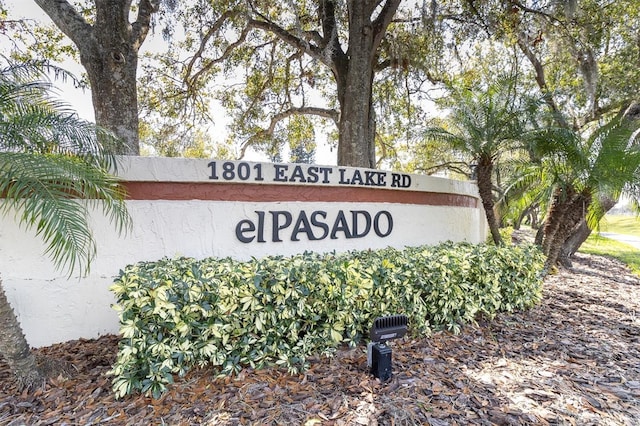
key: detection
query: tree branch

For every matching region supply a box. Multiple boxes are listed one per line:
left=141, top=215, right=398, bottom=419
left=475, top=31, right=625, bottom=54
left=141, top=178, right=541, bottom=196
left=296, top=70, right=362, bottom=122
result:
left=416, top=161, right=471, bottom=178
left=371, top=0, right=401, bottom=53
left=516, top=34, right=570, bottom=129
left=302, top=30, right=324, bottom=47
left=184, top=11, right=248, bottom=89
left=131, top=0, right=161, bottom=50
left=238, top=106, right=339, bottom=159
left=319, top=0, right=346, bottom=69
left=509, top=0, right=562, bottom=24
left=33, top=0, right=93, bottom=48
left=248, top=18, right=329, bottom=67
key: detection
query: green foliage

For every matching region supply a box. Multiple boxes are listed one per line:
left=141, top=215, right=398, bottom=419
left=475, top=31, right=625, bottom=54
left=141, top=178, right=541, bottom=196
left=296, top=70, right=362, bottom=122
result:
left=600, top=214, right=640, bottom=237
left=0, top=59, right=131, bottom=276
left=109, top=242, right=544, bottom=398
left=422, top=1, right=640, bottom=251
left=287, top=116, right=316, bottom=164
left=579, top=235, right=640, bottom=278
left=0, top=7, right=78, bottom=65
left=486, top=227, right=514, bottom=245
left=518, top=105, right=640, bottom=261
left=420, top=75, right=537, bottom=245
left=134, top=1, right=438, bottom=162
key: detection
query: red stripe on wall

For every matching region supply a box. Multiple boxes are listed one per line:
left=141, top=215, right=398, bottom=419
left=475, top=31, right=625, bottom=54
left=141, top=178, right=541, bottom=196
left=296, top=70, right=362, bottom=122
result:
left=123, top=182, right=478, bottom=208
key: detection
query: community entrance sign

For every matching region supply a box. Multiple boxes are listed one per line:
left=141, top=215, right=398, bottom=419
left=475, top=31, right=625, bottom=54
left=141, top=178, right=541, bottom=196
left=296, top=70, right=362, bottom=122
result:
left=1, top=157, right=487, bottom=347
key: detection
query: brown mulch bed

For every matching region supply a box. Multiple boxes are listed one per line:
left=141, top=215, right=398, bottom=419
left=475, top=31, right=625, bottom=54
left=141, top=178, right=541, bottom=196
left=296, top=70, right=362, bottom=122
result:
left=1, top=253, right=639, bottom=425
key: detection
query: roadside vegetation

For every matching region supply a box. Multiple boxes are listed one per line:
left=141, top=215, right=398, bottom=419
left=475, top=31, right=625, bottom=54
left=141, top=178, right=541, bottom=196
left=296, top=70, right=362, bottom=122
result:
left=598, top=214, right=640, bottom=237
left=580, top=237, right=640, bottom=277
left=578, top=214, right=640, bottom=277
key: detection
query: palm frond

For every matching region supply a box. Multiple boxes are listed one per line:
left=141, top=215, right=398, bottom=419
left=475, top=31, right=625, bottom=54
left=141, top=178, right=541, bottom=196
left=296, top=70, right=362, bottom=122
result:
left=0, top=59, right=123, bottom=166
left=0, top=152, right=130, bottom=276
left=0, top=58, right=130, bottom=276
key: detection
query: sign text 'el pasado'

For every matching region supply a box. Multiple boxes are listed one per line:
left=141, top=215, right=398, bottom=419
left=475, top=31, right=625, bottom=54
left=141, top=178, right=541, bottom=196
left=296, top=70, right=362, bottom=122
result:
left=206, top=161, right=402, bottom=244
left=236, top=210, right=393, bottom=243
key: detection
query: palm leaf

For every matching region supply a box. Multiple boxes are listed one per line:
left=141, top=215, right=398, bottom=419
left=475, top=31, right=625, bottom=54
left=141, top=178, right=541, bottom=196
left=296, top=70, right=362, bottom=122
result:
left=0, top=58, right=130, bottom=276
left=0, top=152, right=130, bottom=276
left=0, top=60, right=123, bottom=166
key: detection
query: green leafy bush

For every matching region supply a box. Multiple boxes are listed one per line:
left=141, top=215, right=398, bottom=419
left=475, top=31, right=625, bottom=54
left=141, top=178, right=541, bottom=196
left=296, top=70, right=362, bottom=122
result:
left=486, top=226, right=514, bottom=245
left=109, top=242, right=544, bottom=398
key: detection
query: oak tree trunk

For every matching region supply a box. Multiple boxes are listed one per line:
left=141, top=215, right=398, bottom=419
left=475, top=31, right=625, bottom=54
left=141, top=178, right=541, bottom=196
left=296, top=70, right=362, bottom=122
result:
left=81, top=43, right=140, bottom=155
left=331, top=0, right=400, bottom=168
left=251, top=0, right=400, bottom=167
left=336, top=2, right=376, bottom=168
left=34, top=0, right=159, bottom=155
left=336, top=69, right=376, bottom=168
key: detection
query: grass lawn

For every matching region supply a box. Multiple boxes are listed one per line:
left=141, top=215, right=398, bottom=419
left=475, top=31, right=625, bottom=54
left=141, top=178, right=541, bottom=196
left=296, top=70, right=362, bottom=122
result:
left=579, top=214, right=640, bottom=277
left=597, top=214, right=640, bottom=237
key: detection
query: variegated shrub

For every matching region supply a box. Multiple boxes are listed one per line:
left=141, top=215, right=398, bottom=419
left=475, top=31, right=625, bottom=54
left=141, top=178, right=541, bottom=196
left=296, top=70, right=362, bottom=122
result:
left=109, top=242, right=544, bottom=398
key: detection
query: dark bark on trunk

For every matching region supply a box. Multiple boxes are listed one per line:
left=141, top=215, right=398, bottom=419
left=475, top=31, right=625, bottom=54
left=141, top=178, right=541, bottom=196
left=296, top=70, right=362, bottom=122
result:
left=0, top=278, right=44, bottom=391
left=514, top=203, right=538, bottom=230
left=336, top=3, right=376, bottom=168
left=542, top=186, right=576, bottom=255
left=81, top=45, right=140, bottom=155
left=34, top=0, right=159, bottom=155
left=476, top=155, right=502, bottom=245
left=333, top=0, right=400, bottom=168
left=558, top=220, right=590, bottom=266
left=530, top=207, right=540, bottom=229
left=250, top=0, right=399, bottom=167
left=534, top=224, right=545, bottom=246
left=516, top=36, right=570, bottom=130
left=559, top=195, right=617, bottom=263
left=513, top=212, right=523, bottom=230
left=543, top=190, right=592, bottom=273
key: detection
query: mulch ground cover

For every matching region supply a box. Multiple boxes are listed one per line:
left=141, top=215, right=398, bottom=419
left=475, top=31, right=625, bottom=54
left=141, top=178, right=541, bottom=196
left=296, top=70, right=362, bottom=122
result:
left=1, top=252, right=639, bottom=425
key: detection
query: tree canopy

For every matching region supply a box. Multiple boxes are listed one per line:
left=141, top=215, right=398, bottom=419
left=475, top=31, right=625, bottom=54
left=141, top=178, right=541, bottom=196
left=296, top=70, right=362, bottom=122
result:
left=3, top=0, right=640, bottom=265
left=142, top=0, right=436, bottom=166
left=4, top=0, right=163, bottom=154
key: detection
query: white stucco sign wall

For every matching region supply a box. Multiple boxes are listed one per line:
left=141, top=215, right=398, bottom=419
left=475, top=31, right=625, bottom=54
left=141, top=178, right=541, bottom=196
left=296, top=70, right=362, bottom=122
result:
left=1, top=157, right=487, bottom=347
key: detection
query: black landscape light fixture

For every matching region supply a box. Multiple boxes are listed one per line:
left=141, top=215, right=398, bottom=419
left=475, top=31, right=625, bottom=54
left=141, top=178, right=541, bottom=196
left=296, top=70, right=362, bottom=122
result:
left=367, top=314, right=408, bottom=382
